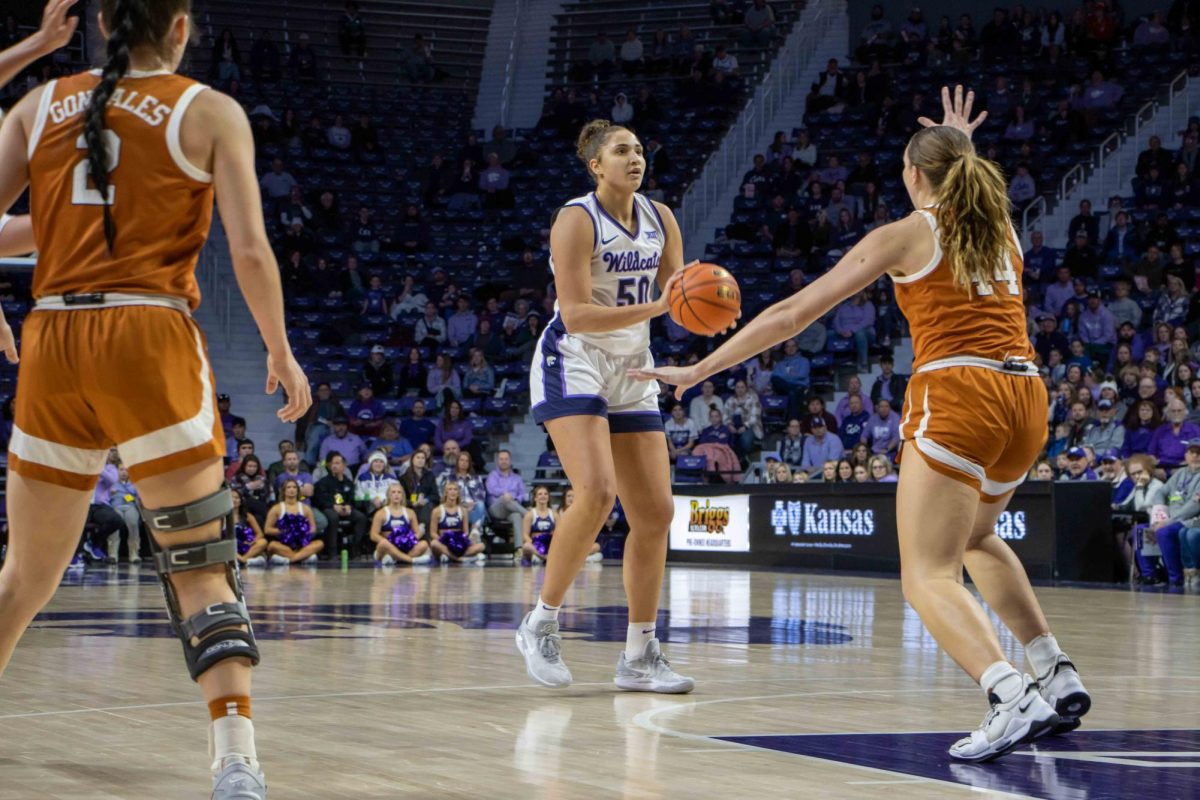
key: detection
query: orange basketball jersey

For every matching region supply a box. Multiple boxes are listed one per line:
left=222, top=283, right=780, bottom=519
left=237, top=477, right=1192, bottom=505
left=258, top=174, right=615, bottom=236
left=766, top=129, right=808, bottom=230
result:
left=27, top=69, right=214, bottom=309
left=892, top=208, right=1034, bottom=370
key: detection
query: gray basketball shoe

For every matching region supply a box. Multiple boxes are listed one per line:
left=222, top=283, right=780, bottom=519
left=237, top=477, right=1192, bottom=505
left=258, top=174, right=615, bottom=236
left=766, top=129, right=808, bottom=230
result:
left=515, top=611, right=573, bottom=687
left=211, top=760, right=267, bottom=799
left=614, top=639, right=695, bottom=694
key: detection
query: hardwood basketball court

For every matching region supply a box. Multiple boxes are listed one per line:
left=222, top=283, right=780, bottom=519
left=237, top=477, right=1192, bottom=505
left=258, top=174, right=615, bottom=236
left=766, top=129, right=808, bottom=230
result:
left=0, top=563, right=1196, bottom=799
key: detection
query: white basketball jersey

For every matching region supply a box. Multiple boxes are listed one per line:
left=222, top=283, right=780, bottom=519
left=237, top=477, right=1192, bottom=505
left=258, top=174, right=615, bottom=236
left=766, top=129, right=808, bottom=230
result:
left=547, top=192, right=665, bottom=355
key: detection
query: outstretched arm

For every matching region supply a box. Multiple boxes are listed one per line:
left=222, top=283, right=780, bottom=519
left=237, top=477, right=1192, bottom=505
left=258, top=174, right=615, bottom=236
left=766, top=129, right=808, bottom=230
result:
left=0, top=0, right=79, bottom=90
left=630, top=215, right=928, bottom=399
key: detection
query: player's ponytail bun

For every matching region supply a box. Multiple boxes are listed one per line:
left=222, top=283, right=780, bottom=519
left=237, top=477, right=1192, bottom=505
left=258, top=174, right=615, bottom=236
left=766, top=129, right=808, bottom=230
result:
left=87, top=0, right=192, bottom=254
left=905, top=125, right=1016, bottom=297
left=576, top=119, right=628, bottom=184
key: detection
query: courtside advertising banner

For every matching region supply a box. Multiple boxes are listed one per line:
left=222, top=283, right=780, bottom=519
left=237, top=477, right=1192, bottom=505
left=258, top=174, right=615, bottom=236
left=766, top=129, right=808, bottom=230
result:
left=669, top=494, right=751, bottom=553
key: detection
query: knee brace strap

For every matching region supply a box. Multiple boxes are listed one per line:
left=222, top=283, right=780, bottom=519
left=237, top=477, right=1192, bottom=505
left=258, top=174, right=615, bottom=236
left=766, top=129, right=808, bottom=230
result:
left=139, top=486, right=233, bottom=533
left=141, top=485, right=261, bottom=681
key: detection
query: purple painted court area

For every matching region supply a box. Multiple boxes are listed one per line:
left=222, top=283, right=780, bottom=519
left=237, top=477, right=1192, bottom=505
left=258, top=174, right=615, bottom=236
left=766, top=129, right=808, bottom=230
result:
left=718, top=729, right=1200, bottom=800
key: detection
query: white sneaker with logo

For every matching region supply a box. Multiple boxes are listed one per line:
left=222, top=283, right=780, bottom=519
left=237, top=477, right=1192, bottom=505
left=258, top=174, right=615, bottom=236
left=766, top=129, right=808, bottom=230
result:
left=614, top=639, right=695, bottom=694
left=949, top=676, right=1059, bottom=762
left=211, top=759, right=267, bottom=799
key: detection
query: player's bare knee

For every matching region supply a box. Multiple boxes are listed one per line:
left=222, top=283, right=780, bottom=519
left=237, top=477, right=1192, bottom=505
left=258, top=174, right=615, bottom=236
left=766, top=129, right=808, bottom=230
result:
left=572, top=484, right=617, bottom=525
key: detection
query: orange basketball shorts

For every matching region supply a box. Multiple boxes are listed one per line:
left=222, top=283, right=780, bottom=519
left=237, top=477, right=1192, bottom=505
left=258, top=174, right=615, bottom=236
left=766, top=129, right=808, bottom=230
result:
left=899, top=364, right=1048, bottom=501
left=8, top=305, right=226, bottom=490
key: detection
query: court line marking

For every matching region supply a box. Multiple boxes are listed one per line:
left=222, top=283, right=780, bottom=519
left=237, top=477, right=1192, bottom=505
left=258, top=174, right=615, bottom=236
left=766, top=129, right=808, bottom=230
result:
left=1, top=673, right=1195, bottom=722
left=630, top=691, right=1200, bottom=799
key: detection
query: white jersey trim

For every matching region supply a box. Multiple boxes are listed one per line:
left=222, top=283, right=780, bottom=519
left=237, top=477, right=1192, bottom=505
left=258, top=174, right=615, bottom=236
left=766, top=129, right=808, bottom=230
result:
left=166, top=84, right=213, bottom=183
left=9, top=425, right=108, bottom=475
left=892, top=209, right=942, bottom=284
left=26, top=80, right=57, bottom=160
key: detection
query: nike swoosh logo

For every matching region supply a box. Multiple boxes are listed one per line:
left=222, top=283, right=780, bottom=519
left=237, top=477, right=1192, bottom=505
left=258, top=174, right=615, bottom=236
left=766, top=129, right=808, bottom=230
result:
left=1018, top=697, right=1035, bottom=713
left=641, top=628, right=655, bottom=634
left=602, top=234, right=619, bottom=245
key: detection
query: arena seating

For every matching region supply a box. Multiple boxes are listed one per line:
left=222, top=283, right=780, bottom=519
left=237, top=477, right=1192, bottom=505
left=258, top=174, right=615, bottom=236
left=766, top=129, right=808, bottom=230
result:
left=194, top=0, right=493, bottom=88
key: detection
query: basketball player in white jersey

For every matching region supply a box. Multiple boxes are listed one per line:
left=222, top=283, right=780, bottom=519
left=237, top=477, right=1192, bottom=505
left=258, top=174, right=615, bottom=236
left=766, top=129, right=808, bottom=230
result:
left=516, top=119, right=708, bottom=692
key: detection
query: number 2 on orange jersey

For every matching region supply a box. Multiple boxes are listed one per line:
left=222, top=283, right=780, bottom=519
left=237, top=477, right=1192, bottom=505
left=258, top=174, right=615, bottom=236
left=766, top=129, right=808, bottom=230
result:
left=71, top=131, right=121, bottom=206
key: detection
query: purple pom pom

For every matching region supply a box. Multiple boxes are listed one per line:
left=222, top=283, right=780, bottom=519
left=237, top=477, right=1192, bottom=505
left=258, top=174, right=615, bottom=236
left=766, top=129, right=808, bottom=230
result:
left=277, top=512, right=312, bottom=551
left=387, top=523, right=419, bottom=553
left=235, top=522, right=256, bottom=556
left=532, top=533, right=552, bottom=557
left=440, top=530, right=471, bottom=557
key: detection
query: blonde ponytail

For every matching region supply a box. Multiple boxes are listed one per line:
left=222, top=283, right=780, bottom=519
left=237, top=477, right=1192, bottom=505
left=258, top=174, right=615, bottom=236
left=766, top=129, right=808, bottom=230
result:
left=905, top=126, right=1017, bottom=297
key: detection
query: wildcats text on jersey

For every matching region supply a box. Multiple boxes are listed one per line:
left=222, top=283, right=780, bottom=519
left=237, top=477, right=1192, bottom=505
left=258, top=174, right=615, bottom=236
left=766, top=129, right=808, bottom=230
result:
left=603, top=250, right=661, bottom=273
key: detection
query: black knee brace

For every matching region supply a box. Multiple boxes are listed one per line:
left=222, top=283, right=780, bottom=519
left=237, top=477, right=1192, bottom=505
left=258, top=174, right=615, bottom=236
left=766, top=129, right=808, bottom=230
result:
left=139, top=485, right=261, bottom=681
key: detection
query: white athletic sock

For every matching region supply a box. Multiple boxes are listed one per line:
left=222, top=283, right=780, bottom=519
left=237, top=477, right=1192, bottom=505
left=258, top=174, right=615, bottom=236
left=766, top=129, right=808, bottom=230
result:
left=626, top=622, right=656, bottom=660
left=1024, top=633, right=1064, bottom=678
left=529, top=597, right=560, bottom=626
left=209, top=715, right=260, bottom=773
left=980, top=660, right=1024, bottom=705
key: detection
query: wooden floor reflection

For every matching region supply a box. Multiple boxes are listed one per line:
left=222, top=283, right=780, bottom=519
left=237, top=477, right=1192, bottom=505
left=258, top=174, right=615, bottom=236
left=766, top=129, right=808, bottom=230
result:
left=0, top=562, right=1196, bottom=799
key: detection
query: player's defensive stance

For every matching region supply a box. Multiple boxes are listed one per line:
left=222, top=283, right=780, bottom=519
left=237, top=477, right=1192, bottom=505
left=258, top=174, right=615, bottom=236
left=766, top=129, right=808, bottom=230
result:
left=632, top=88, right=1090, bottom=761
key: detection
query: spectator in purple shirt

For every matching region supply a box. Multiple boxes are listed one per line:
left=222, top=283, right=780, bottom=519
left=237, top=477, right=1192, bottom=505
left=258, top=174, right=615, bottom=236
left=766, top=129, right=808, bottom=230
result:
left=435, top=398, right=479, bottom=465
left=1077, top=70, right=1123, bottom=110
left=486, top=449, right=528, bottom=538
left=833, top=290, right=876, bottom=370
left=862, top=398, right=901, bottom=457
left=1149, top=400, right=1200, bottom=470
left=319, top=416, right=369, bottom=470
left=839, top=393, right=871, bottom=451
left=347, top=385, right=386, bottom=438
left=1022, top=231, right=1057, bottom=287
left=427, top=353, right=462, bottom=405
left=274, top=449, right=316, bottom=504
left=1043, top=265, right=1075, bottom=315
left=447, top=295, right=478, bottom=347
left=85, top=448, right=125, bottom=563
left=400, top=399, right=437, bottom=447
left=834, top=375, right=867, bottom=424
left=800, top=416, right=845, bottom=477
left=1077, top=292, right=1116, bottom=363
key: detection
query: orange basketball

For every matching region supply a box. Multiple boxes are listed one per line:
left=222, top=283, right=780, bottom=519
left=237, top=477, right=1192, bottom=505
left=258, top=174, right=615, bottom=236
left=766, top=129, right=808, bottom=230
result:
left=669, top=262, right=741, bottom=335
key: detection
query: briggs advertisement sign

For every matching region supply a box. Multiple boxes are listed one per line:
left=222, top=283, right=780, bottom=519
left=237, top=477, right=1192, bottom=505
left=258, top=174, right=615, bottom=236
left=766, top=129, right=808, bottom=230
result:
left=669, top=495, right=751, bottom=553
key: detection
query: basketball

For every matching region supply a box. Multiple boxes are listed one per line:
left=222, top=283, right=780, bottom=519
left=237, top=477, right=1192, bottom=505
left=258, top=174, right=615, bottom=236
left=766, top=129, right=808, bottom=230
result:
left=669, top=262, right=741, bottom=335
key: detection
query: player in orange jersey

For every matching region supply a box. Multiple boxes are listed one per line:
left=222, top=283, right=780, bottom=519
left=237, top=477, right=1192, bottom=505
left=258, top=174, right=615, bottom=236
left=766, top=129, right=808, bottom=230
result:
left=633, top=87, right=1090, bottom=763
left=0, top=2, right=310, bottom=797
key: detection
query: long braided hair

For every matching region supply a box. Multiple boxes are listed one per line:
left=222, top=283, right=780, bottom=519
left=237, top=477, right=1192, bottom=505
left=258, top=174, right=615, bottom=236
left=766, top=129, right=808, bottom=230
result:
left=84, top=0, right=191, bottom=253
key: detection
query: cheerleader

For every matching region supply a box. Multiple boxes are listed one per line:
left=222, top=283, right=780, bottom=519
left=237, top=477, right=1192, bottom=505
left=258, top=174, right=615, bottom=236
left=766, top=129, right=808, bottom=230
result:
left=233, top=491, right=268, bottom=568
left=264, top=479, right=323, bottom=566
left=430, top=482, right=485, bottom=563
left=523, top=486, right=601, bottom=564
left=368, top=484, right=431, bottom=565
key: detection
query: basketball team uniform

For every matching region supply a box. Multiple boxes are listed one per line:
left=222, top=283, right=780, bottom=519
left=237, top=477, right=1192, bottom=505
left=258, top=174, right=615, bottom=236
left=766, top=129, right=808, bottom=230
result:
left=529, top=509, right=555, bottom=557
left=10, top=69, right=223, bottom=490
left=436, top=505, right=471, bottom=556
left=893, top=207, right=1046, bottom=500
left=384, top=510, right=419, bottom=553
left=529, top=192, right=665, bottom=434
